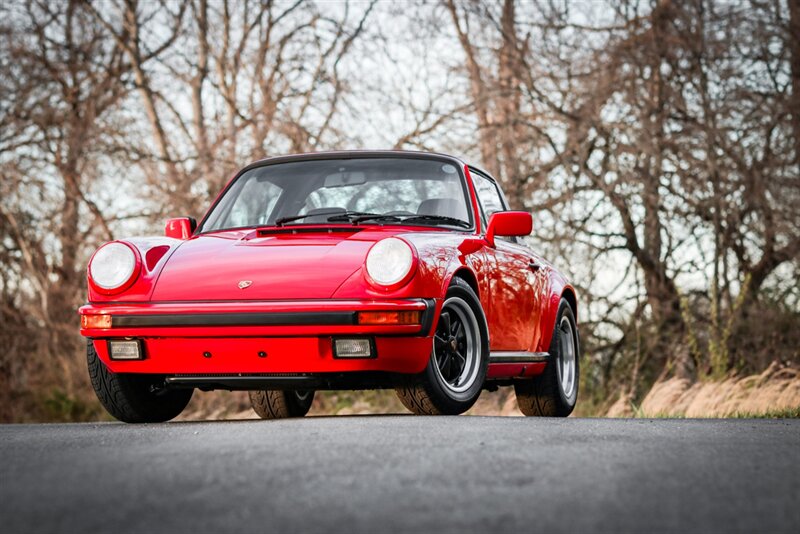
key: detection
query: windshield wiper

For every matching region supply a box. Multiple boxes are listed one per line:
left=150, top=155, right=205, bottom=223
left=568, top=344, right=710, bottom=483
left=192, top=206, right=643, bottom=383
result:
left=398, top=215, right=471, bottom=228
left=329, top=212, right=470, bottom=228
left=274, top=209, right=347, bottom=227
left=276, top=211, right=470, bottom=229
left=326, top=211, right=401, bottom=224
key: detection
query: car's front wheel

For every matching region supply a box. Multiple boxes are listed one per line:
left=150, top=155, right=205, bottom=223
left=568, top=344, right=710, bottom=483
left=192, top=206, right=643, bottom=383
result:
left=514, top=299, right=579, bottom=417
left=396, top=277, right=489, bottom=415
left=249, top=389, right=315, bottom=419
left=87, top=340, right=193, bottom=423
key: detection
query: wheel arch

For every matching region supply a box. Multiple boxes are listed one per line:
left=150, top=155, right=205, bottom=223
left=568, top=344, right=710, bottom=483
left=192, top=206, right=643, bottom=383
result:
left=536, top=278, right=579, bottom=353
left=561, top=286, right=578, bottom=321
left=449, top=267, right=480, bottom=299
left=436, top=265, right=488, bottom=341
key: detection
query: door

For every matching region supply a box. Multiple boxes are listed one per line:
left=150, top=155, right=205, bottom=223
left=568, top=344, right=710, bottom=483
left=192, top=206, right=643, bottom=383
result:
left=470, top=169, right=538, bottom=351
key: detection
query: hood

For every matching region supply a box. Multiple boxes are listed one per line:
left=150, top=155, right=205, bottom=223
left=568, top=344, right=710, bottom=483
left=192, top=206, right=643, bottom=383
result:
left=151, top=228, right=386, bottom=301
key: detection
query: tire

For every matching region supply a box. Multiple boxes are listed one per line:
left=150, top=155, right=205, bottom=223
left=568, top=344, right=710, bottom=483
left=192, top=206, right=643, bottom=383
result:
left=514, top=299, right=580, bottom=417
left=87, top=340, right=193, bottom=423
left=396, top=277, right=489, bottom=415
left=249, top=389, right=315, bottom=419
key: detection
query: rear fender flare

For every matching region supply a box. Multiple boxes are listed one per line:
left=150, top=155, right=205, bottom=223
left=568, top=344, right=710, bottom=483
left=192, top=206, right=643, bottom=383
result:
left=536, top=276, right=578, bottom=353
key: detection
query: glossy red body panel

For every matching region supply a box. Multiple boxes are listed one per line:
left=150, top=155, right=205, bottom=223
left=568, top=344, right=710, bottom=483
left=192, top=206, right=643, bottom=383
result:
left=151, top=229, right=375, bottom=301
left=79, top=151, right=577, bottom=383
left=463, top=166, right=483, bottom=234
left=487, top=362, right=547, bottom=379
left=535, top=269, right=577, bottom=353
left=92, top=337, right=433, bottom=374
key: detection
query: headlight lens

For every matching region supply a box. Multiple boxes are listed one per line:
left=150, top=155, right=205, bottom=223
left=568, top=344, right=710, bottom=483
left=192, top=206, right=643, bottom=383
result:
left=365, top=238, right=415, bottom=287
left=89, top=242, right=138, bottom=290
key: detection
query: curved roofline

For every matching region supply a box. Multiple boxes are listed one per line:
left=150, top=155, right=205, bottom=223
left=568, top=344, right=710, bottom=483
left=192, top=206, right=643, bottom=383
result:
left=242, top=149, right=468, bottom=172
left=466, top=164, right=499, bottom=183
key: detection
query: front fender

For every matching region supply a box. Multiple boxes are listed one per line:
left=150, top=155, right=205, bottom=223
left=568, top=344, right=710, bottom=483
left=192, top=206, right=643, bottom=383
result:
left=86, top=236, right=184, bottom=303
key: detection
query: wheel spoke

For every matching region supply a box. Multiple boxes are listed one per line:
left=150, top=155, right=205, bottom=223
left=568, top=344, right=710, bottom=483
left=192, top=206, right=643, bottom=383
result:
left=453, top=320, right=463, bottom=339
left=440, top=311, right=451, bottom=336
left=432, top=298, right=481, bottom=393
left=452, top=351, right=466, bottom=378
left=441, top=353, right=453, bottom=379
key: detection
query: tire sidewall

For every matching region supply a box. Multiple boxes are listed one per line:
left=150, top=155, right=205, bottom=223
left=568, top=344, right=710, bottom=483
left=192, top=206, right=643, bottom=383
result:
left=287, top=389, right=315, bottom=417
left=551, top=301, right=580, bottom=409
left=87, top=340, right=192, bottom=423
left=423, top=278, right=489, bottom=412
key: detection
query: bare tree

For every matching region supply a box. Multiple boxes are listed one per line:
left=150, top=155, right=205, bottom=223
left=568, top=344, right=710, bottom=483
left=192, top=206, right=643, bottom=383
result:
left=0, top=0, right=797, bottom=421
left=0, top=0, right=135, bottom=418
left=88, top=0, right=376, bottom=218
left=435, top=0, right=799, bottom=404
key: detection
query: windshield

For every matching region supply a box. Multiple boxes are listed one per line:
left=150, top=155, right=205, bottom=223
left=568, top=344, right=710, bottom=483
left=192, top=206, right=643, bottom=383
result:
left=200, top=157, right=473, bottom=232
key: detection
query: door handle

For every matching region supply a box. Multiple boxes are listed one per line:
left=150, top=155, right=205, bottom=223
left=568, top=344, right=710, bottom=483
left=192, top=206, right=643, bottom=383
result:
left=528, top=260, right=542, bottom=271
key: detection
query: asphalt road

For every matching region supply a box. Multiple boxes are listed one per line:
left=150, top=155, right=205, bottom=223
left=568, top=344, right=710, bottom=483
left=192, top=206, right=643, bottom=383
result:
left=0, top=417, right=798, bottom=533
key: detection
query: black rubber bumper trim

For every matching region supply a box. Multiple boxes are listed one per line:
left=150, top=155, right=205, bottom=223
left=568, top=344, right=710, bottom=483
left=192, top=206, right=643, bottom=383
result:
left=420, top=298, right=436, bottom=335
left=165, top=375, right=320, bottom=390
left=163, top=372, right=410, bottom=391
left=110, top=299, right=436, bottom=331
left=113, top=311, right=356, bottom=327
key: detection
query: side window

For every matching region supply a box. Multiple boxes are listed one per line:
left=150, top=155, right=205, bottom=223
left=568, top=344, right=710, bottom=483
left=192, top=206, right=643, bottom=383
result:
left=471, top=170, right=518, bottom=243
left=471, top=170, right=505, bottom=220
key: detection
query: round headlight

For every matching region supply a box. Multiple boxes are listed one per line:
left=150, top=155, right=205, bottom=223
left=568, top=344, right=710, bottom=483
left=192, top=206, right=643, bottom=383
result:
left=89, top=242, right=138, bottom=290
left=365, top=238, right=415, bottom=287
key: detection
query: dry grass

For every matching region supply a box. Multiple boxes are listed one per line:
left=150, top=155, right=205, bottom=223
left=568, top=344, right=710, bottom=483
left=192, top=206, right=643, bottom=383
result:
left=629, top=362, right=800, bottom=418
left=176, top=388, right=525, bottom=420
left=176, top=391, right=255, bottom=421
left=465, top=389, right=523, bottom=416
left=174, top=362, right=800, bottom=421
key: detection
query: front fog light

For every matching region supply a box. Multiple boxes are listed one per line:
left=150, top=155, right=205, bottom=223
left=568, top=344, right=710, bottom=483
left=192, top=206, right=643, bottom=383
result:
left=333, top=338, right=374, bottom=358
left=108, top=340, right=144, bottom=360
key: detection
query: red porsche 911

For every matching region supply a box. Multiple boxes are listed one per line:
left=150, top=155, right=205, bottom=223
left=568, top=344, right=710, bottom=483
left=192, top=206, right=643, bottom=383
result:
left=79, top=151, right=580, bottom=422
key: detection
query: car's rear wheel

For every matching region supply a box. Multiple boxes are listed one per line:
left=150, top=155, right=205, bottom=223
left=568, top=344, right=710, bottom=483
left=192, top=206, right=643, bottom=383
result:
left=249, top=389, right=315, bottom=419
left=87, top=340, right=193, bottom=423
left=396, top=277, right=489, bottom=415
left=514, top=299, right=579, bottom=417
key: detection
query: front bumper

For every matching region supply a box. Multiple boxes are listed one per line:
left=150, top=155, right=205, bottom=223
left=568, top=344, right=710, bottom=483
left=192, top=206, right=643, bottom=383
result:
left=80, top=299, right=436, bottom=375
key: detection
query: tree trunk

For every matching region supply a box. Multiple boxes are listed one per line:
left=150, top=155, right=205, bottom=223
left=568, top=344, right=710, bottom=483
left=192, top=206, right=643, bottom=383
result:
left=496, top=0, right=525, bottom=209
left=789, top=0, right=800, bottom=164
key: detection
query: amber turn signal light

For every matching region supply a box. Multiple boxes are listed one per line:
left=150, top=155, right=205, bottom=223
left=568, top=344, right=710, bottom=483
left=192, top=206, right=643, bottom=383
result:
left=357, top=311, right=421, bottom=325
left=81, top=315, right=112, bottom=329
